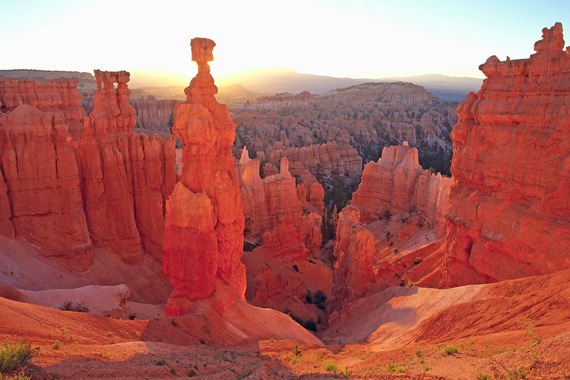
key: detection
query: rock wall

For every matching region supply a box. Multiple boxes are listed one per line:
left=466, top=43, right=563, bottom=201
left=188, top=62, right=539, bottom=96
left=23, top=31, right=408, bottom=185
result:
left=131, top=97, right=179, bottom=133
left=237, top=147, right=323, bottom=259
left=332, top=206, right=375, bottom=304
left=74, top=70, right=176, bottom=264
left=0, top=75, right=176, bottom=270
left=162, top=38, right=246, bottom=315
left=0, top=103, right=91, bottom=267
left=351, top=142, right=451, bottom=236
left=0, top=78, right=85, bottom=138
left=266, top=142, right=363, bottom=182
left=444, top=23, right=570, bottom=285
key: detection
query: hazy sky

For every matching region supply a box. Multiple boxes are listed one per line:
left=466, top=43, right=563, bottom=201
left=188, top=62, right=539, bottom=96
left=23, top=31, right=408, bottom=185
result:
left=1, top=0, right=569, bottom=83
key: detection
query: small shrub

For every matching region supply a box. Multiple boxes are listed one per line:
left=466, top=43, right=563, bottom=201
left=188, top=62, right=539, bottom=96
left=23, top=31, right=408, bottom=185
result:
left=0, top=369, right=32, bottom=379
left=415, top=348, right=424, bottom=363
left=170, top=367, right=176, bottom=374
left=59, top=301, right=89, bottom=313
left=523, top=316, right=542, bottom=364
left=477, top=371, right=491, bottom=380
left=304, top=319, right=317, bottom=332
left=392, top=248, right=399, bottom=254
left=0, top=342, right=36, bottom=373
left=506, top=368, right=527, bottom=379
left=52, top=340, right=60, bottom=350
left=155, top=359, right=167, bottom=366
left=199, top=339, right=206, bottom=345
left=128, top=313, right=137, bottom=320
left=305, top=292, right=314, bottom=304
left=414, top=257, right=422, bottom=265
left=313, top=290, right=327, bottom=304
left=292, top=345, right=301, bottom=357
left=443, top=345, right=459, bottom=355
left=324, top=362, right=339, bottom=372
left=187, top=369, right=196, bottom=377
left=170, top=318, right=178, bottom=327
left=385, top=361, right=405, bottom=373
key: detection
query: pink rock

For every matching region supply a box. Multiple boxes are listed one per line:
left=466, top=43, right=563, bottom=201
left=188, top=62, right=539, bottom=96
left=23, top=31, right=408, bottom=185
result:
left=163, top=38, right=246, bottom=316
left=444, top=23, right=570, bottom=285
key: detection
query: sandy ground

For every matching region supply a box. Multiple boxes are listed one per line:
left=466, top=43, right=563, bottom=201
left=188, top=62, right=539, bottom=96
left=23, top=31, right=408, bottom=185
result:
left=1, top=238, right=569, bottom=379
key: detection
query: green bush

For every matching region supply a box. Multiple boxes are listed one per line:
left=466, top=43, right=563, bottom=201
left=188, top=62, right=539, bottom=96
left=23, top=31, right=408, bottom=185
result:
left=0, top=342, right=36, bottom=374
left=443, top=345, right=459, bottom=355
left=59, top=301, right=89, bottom=313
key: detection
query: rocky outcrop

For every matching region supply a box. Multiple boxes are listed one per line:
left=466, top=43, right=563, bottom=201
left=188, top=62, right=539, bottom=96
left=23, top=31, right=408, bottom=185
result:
left=0, top=75, right=176, bottom=270
left=0, top=103, right=92, bottom=267
left=237, top=147, right=323, bottom=259
left=232, top=81, right=456, bottom=175
left=266, top=142, right=363, bottom=182
left=444, top=23, right=570, bottom=285
left=131, top=97, right=178, bottom=133
left=332, top=206, right=376, bottom=304
left=74, top=70, right=176, bottom=264
left=352, top=142, right=451, bottom=236
left=162, top=38, right=246, bottom=316
left=0, top=78, right=85, bottom=139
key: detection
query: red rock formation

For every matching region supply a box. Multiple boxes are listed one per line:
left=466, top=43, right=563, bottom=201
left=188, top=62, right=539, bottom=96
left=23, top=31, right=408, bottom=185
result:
left=0, top=75, right=176, bottom=270
left=237, top=147, right=270, bottom=242
left=444, top=23, right=570, bottom=285
left=0, top=78, right=85, bottom=139
left=0, top=168, right=13, bottom=238
left=163, top=38, right=246, bottom=316
left=332, top=206, right=375, bottom=303
left=74, top=70, right=176, bottom=264
left=352, top=142, right=451, bottom=236
left=0, top=103, right=92, bottom=268
left=266, top=142, right=363, bottom=182
left=237, top=147, right=322, bottom=259
left=131, top=97, right=178, bottom=133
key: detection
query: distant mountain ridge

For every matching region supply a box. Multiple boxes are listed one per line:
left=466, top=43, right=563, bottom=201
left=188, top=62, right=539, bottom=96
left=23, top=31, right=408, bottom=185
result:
left=218, top=68, right=483, bottom=101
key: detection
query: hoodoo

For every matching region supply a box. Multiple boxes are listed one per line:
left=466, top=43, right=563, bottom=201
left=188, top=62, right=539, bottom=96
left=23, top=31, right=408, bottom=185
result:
left=162, top=38, right=246, bottom=315
left=444, top=23, right=570, bottom=285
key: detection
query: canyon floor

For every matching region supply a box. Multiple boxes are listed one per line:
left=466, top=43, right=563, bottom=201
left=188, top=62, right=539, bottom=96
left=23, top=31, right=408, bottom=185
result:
left=1, top=239, right=569, bottom=380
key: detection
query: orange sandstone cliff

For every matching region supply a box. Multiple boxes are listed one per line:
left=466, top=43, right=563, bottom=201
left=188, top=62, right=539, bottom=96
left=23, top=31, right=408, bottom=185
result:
left=444, top=23, right=570, bottom=285
left=0, top=75, right=176, bottom=270
left=0, top=96, right=91, bottom=264
left=237, top=146, right=323, bottom=259
left=351, top=142, right=451, bottom=236
left=332, top=143, right=451, bottom=303
left=162, top=38, right=246, bottom=315
left=74, top=70, right=176, bottom=264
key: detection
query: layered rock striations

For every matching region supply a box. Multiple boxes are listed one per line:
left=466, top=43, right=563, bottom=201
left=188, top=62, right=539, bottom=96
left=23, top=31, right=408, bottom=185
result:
left=74, top=70, right=176, bottom=264
left=444, top=23, right=570, bottom=285
left=232, top=81, right=456, bottom=175
left=237, top=147, right=323, bottom=259
left=266, top=142, right=363, bottom=182
left=0, top=102, right=91, bottom=265
left=332, top=206, right=376, bottom=304
left=331, top=143, right=451, bottom=303
left=352, top=142, right=451, bottom=236
left=0, top=78, right=85, bottom=138
left=162, top=38, right=246, bottom=315
left=0, top=75, right=176, bottom=269
left=131, top=97, right=178, bottom=133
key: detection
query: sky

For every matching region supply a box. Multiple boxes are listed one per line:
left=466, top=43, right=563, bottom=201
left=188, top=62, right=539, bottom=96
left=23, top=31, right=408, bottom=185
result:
left=1, top=0, right=569, bottom=85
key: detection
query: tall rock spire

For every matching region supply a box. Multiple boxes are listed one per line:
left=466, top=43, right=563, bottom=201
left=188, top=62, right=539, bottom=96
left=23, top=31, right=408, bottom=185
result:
left=163, top=38, right=246, bottom=316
